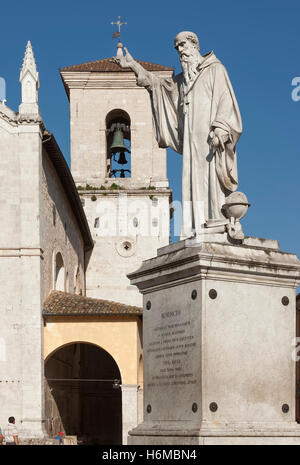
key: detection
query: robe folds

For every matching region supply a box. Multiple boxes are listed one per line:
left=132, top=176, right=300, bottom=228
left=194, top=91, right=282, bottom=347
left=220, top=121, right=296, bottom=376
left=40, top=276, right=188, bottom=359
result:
left=135, top=51, right=242, bottom=238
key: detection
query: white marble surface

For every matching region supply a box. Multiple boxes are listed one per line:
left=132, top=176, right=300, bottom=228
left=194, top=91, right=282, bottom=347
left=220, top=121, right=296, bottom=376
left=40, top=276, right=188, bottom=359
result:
left=128, top=240, right=300, bottom=444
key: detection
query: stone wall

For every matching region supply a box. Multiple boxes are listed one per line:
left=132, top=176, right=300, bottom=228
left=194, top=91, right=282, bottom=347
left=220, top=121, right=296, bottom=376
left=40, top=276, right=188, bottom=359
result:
left=0, top=110, right=45, bottom=438
left=82, top=191, right=170, bottom=306
left=0, top=104, right=87, bottom=439
left=41, top=147, right=85, bottom=299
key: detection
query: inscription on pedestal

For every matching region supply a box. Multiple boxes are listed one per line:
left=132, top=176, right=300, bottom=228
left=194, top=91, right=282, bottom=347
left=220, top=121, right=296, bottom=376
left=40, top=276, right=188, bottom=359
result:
left=146, top=309, right=197, bottom=389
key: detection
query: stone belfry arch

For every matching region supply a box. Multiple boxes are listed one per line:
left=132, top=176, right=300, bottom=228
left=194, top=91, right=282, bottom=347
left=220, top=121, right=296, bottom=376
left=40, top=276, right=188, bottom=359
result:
left=60, top=48, right=173, bottom=307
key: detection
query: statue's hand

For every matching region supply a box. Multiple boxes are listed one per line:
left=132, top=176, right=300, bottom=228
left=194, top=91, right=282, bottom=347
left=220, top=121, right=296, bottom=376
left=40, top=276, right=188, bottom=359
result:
left=210, top=128, right=228, bottom=151
left=112, top=47, right=135, bottom=69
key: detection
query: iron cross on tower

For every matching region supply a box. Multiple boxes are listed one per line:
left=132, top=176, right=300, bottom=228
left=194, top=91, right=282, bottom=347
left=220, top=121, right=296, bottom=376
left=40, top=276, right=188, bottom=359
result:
left=111, top=16, right=127, bottom=40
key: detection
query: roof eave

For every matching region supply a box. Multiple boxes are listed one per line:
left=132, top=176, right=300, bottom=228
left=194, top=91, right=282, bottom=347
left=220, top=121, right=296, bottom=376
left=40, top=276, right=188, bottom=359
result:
left=60, top=71, right=70, bottom=101
left=43, top=312, right=142, bottom=317
left=59, top=59, right=174, bottom=99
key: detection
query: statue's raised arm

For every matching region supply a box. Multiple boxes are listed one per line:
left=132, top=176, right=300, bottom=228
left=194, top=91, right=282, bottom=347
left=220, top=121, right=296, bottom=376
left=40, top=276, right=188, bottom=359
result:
left=113, top=46, right=156, bottom=91
left=112, top=47, right=135, bottom=70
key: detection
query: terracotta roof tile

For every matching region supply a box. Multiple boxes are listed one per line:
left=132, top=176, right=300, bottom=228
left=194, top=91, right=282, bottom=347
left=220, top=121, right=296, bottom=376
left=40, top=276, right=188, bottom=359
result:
left=60, top=58, right=173, bottom=73
left=43, top=291, right=142, bottom=316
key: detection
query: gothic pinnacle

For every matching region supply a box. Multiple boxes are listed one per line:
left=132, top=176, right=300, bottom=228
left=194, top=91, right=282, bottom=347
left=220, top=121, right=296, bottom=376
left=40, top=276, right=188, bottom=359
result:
left=20, top=40, right=39, bottom=83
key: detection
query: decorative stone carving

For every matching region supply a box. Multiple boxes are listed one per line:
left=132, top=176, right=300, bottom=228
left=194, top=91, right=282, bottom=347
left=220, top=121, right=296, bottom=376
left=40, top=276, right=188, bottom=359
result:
left=222, top=191, right=250, bottom=241
left=19, top=41, right=40, bottom=117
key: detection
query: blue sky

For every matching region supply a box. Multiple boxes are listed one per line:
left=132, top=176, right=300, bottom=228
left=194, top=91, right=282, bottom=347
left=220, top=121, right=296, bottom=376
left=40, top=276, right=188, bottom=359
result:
left=1, top=0, right=300, bottom=257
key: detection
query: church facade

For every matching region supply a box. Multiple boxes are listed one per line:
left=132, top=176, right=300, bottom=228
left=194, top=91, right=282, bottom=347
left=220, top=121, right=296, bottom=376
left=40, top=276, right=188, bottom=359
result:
left=0, top=41, right=173, bottom=444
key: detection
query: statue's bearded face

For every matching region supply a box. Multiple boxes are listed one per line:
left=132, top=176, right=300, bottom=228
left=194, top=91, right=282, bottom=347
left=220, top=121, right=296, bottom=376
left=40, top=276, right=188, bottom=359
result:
left=175, top=38, right=197, bottom=63
left=175, top=35, right=201, bottom=82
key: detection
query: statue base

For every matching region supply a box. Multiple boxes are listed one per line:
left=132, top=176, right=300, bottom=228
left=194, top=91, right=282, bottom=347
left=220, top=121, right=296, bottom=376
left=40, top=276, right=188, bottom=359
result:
left=127, top=237, right=300, bottom=445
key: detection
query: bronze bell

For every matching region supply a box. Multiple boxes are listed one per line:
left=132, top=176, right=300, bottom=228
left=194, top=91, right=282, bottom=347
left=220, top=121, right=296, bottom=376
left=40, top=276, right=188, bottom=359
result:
left=110, top=129, right=130, bottom=154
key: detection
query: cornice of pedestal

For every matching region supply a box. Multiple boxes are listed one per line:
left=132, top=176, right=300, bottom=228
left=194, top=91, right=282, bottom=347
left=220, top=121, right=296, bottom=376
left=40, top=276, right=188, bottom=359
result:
left=128, top=240, right=300, bottom=292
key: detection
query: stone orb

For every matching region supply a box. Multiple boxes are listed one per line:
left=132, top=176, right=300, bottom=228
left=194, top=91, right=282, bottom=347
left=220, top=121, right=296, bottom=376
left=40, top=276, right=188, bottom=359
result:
left=222, top=191, right=250, bottom=221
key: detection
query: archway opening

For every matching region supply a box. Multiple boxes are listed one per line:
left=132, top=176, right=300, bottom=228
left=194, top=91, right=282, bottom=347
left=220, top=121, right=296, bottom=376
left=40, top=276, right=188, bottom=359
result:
left=45, top=342, right=122, bottom=444
left=106, top=109, right=131, bottom=178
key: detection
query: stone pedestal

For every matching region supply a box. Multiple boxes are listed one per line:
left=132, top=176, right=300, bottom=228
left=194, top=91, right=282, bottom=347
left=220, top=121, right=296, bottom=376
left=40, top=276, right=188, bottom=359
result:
left=127, top=237, right=300, bottom=445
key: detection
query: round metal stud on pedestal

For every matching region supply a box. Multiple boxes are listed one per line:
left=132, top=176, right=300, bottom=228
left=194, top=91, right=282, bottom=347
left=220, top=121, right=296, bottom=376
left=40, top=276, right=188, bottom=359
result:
left=282, top=404, right=289, bottom=413
left=191, top=290, right=197, bottom=300
left=281, top=296, right=289, bottom=306
left=192, top=403, right=198, bottom=413
left=146, top=404, right=152, bottom=413
left=146, top=301, right=151, bottom=310
left=209, top=289, right=217, bottom=300
left=209, top=402, right=218, bottom=412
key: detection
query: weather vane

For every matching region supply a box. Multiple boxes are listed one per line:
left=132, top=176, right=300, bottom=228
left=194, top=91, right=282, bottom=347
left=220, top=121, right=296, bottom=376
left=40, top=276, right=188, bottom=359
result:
left=111, top=16, right=127, bottom=41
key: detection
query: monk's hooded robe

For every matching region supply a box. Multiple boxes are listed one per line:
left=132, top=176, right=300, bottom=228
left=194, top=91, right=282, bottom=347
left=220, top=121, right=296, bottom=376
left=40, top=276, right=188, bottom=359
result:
left=135, top=51, right=242, bottom=238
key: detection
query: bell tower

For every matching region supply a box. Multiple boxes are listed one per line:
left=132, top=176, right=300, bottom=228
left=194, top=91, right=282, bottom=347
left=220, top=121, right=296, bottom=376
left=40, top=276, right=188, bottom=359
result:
left=60, top=46, right=173, bottom=306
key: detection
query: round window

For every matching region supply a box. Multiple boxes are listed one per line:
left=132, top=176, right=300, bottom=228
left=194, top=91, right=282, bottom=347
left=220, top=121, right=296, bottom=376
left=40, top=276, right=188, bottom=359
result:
left=115, top=238, right=136, bottom=257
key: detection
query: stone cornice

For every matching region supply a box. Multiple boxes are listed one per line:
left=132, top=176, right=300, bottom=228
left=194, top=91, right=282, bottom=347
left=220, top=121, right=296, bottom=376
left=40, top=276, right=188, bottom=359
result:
left=60, top=70, right=173, bottom=97
left=128, top=241, right=300, bottom=291
left=0, top=105, right=45, bottom=132
left=77, top=188, right=172, bottom=197
left=17, top=113, right=43, bottom=125
left=0, top=247, right=44, bottom=258
left=0, top=107, right=17, bottom=125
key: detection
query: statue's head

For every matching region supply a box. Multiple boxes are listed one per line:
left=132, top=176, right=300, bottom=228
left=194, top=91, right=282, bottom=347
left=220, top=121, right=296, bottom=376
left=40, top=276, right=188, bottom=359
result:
left=174, top=31, right=200, bottom=61
left=174, top=31, right=201, bottom=81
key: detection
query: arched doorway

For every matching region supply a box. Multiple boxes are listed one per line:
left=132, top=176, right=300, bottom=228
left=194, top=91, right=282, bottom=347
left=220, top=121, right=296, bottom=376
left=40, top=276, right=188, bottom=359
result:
left=45, top=342, right=122, bottom=444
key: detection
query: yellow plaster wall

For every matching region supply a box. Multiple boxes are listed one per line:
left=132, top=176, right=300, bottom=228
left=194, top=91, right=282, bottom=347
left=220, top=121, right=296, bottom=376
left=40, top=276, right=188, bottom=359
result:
left=44, top=316, right=141, bottom=385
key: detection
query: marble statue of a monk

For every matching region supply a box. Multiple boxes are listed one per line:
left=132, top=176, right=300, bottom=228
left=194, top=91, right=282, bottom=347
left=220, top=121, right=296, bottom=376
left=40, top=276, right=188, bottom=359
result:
left=114, top=31, right=242, bottom=239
